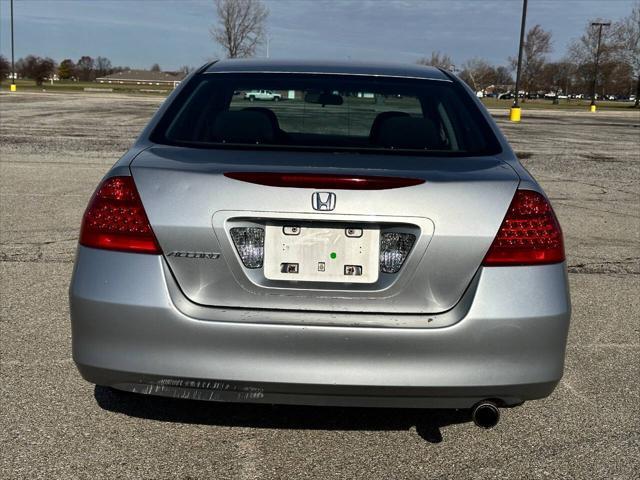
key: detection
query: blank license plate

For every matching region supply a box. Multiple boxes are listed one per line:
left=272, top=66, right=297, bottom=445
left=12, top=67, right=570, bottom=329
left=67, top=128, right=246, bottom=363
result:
left=264, top=225, right=380, bottom=283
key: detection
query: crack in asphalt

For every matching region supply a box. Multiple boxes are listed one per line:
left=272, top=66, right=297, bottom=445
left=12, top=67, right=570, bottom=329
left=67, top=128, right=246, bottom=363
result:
left=568, top=257, right=639, bottom=275
left=557, top=201, right=640, bottom=219
left=0, top=257, right=74, bottom=264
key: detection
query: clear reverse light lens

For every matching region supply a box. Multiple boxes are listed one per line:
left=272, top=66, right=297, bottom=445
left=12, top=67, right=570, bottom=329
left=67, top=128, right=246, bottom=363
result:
left=380, top=232, right=415, bottom=273
left=230, top=227, right=265, bottom=268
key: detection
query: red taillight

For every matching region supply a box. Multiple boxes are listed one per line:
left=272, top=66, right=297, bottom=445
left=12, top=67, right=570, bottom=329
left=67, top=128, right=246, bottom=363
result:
left=482, top=190, right=564, bottom=266
left=79, top=176, right=161, bottom=254
left=224, top=172, right=425, bottom=190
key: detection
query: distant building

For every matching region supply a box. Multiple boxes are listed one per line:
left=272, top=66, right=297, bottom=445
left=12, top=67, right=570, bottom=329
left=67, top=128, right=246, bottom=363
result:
left=95, top=69, right=186, bottom=87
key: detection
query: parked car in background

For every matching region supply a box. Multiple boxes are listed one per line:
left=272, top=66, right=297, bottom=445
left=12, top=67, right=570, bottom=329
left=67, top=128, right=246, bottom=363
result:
left=498, top=91, right=513, bottom=100
left=70, top=59, right=571, bottom=430
left=244, top=89, right=282, bottom=101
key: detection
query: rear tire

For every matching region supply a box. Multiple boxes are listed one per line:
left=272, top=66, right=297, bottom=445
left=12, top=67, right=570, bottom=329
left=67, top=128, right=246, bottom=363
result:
left=249, top=96, right=255, bottom=102
left=273, top=96, right=280, bottom=102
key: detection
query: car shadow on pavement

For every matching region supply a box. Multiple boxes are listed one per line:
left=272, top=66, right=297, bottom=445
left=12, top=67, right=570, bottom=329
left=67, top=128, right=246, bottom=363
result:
left=94, top=386, right=471, bottom=443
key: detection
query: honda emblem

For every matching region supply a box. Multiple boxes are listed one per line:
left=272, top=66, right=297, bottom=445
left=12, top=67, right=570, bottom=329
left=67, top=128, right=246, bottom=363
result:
left=311, top=192, right=336, bottom=211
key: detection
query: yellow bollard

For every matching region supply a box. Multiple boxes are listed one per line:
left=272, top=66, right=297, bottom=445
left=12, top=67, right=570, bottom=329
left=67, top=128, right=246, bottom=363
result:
left=509, top=106, right=522, bottom=122
left=10, top=84, right=17, bottom=92
left=590, top=104, right=597, bottom=112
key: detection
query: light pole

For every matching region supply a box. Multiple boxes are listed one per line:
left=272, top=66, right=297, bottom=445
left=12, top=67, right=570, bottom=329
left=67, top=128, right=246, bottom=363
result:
left=589, top=21, right=610, bottom=112
left=510, top=0, right=528, bottom=122
left=10, top=0, right=16, bottom=92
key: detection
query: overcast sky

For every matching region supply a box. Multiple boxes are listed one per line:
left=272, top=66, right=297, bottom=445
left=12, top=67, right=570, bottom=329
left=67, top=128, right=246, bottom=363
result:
left=0, top=0, right=635, bottom=71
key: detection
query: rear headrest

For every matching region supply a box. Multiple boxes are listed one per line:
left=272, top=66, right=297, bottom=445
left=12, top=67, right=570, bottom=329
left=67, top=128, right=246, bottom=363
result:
left=242, top=107, right=281, bottom=131
left=369, top=111, right=410, bottom=143
left=375, top=116, right=441, bottom=150
left=212, top=110, right=275, bottom=144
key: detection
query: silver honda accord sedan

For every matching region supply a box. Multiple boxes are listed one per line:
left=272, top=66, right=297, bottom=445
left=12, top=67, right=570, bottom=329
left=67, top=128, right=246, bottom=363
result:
left=70, top=59, right=570, bottom=428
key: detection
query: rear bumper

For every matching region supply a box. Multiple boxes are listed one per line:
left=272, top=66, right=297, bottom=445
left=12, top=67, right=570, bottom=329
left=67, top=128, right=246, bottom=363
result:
left=70, top=247, right=571, bottom=408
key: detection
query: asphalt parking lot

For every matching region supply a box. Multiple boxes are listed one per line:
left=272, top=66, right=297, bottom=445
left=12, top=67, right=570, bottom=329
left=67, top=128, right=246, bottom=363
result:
left=1, top=92, right=639, bottom=479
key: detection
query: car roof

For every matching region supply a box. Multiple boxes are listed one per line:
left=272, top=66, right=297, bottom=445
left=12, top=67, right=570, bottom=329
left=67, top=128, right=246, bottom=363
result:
left=204, top=59, right=452, bottom=82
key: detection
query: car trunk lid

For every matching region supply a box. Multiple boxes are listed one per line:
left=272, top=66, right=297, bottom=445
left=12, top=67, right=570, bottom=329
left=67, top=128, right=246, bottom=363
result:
left=131, top=146, right=519, bottom=314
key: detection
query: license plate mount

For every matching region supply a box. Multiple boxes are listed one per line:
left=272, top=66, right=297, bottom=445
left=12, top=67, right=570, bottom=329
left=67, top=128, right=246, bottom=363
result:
left=263, top=224, right=380, bottom=283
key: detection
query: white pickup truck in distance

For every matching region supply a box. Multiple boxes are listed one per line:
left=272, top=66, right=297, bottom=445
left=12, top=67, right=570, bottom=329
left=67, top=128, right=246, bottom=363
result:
left=244, top=89, right=282, bottom=101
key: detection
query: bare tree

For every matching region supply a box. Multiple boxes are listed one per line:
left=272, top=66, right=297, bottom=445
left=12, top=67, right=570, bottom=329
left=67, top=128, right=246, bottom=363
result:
left=613, top=1, right=640, bottom=105
left=95, top=56, right=112, bottom=77
left=19, top=55, right=56, bottom=85
left=568, top=19, right=616, bottom=99
left=541, top=60, right=574, bottom=102
left=211, top=0, right=269, bottom=58
left=76, top=56, right=95, bottom=81
left=0, top=55, right=10, bottom=81
left=494, top=66, right=513, bottom=87
left=510, top=25, right=553, bottom=98
left=15, top=58, right=27, bottom=79
left=58, top=59, right=76, bottom=80
left=459, top=58, right=496, bottom=92
left=417, top=51, right=454, bottom=70
left=150, top=63, right=161, bottom=72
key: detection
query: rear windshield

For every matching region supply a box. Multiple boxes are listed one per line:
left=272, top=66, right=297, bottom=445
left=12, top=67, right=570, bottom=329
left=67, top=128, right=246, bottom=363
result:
left=152, top=73, right=501, bottom=156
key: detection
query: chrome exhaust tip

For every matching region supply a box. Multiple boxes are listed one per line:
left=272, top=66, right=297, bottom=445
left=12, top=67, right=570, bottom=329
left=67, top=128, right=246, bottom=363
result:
left=472, top=401, right=500, bottom=429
